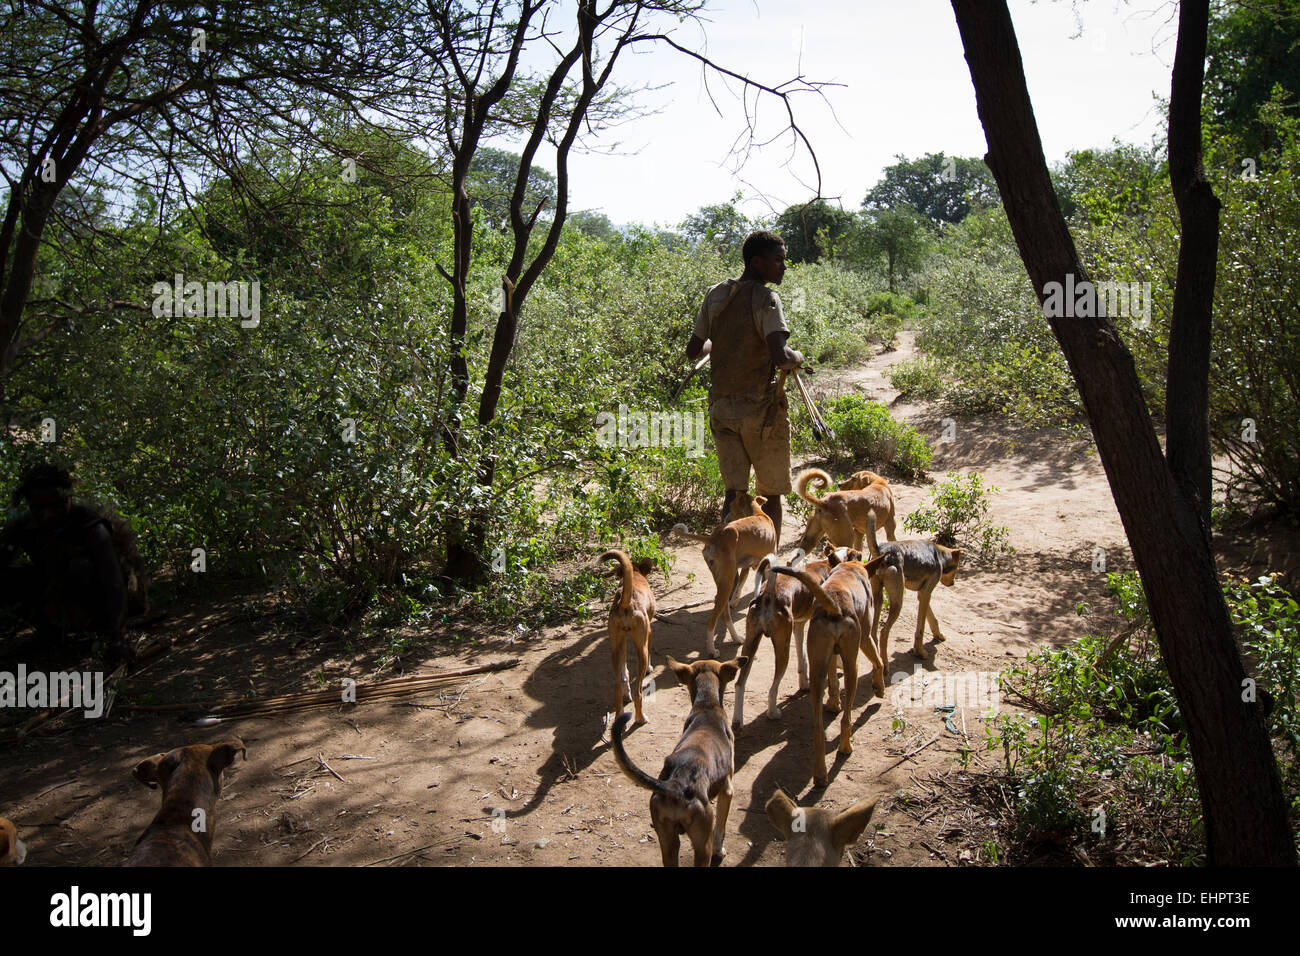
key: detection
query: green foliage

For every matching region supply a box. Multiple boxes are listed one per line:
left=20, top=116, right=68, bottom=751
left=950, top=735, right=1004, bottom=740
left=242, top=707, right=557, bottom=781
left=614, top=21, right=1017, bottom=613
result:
left=1205, top=0, right=1300, bottom=157
left=774, top=199, right=854, bottom=264
left=885, top=357, right=946, bottom=400
left=863, top=152, right=999, bottom=226
left=1229, top=573, right=1300, bottom=809
left=987, top=568, right=1300, bottom=863
left=913, top=206, right=1083, bottom=428
left=902, top=472, right=1011, bottom=556
left=679, top=192, right=755, bottom=259
left=816, top=395, right=932, bottom=478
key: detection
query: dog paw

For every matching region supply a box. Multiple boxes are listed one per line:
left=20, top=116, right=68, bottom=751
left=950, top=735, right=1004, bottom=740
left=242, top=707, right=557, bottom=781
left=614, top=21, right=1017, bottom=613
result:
left=823, top=699, right=841, bottom=715
left=765, top=707, right=782, bottom=721
left=913, top=646, right=932, bottom=660
left=933, top=633, right=947, bottom=643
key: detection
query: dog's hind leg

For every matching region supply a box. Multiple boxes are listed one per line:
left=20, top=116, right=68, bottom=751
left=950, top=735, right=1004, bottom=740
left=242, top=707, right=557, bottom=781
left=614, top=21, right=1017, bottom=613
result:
left=877, top=570, right=904, bottom=665
left=824, top=652, right=842, bottom=714
left=692, top=807, right=717, bottom=867
left=732, top=613, right=764, bottom=730
left=767, top=615, right=792, bottom=720
left=609, top=627, right=628, bottom=717
left=794, top=619, right=810, bottom=691
left=808, top=645, right=832, bottom=787
left=657, top=824, right=681, bottom=868
left=913, top=586, right=937, bottom=659
left=837, top=644, right=858, bottom=756
left=631, top=622, right=650, bottom=725
left=711, top=778, right=733, bottom=865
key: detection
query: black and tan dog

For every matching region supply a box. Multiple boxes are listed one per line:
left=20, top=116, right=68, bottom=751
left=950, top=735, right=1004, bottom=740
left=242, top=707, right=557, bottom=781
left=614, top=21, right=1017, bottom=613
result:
left=732, top=546, right=849, bottom=730
left=597, top=549, right=656, bottom=725
left=772, top=552, right=887, bottom=786
left=796, top=468, right=897, bottom=554
left=765, top=789, right=879, bottom=866
left=125, top=739, right=246, bottom=866
left=674, top=493, right=776, bottom=655
left=612, top=656, right=746, bottom=866
left=867, top=513, right=963, bottom=661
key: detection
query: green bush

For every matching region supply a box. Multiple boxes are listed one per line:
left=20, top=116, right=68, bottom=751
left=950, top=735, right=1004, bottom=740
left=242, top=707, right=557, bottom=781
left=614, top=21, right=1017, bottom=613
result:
left=817, top=394, right=933, bottom=477
left=986, top=568, right=1300, bottom=863
left=902, top=472, right=1012, bottom=556
left=886, top=357, right=947, bottom=400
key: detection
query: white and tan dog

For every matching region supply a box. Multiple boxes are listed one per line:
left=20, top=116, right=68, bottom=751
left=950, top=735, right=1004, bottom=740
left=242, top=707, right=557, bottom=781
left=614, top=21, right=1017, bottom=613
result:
left=796, top=469, right=897, bottom=554
left=765, top=790, right=879, bottom=866
left=0, top=817, right=26, bottom=865
left=597, top=549, right=656, bottom=725
left=674, top=493, right=776, bottom=655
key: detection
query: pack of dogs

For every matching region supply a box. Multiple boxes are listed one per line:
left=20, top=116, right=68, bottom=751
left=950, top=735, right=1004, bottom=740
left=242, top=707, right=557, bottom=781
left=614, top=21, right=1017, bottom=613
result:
left=0, top=470, right=963, bottom=869
left=609, top=467, right=964, bottom=866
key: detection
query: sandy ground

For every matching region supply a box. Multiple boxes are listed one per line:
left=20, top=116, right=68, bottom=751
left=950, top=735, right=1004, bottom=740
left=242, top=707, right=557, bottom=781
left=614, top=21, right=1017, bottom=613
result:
left=0, top=330, right=1250, bottom=867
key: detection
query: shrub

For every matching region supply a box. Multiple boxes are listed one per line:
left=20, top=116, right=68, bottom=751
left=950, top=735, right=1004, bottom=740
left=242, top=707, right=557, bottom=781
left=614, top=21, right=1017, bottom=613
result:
left=903, top=472, right=1012, bottom=556
left=817, top=394, right=933, bottom=477
left=886, top=357, right=947, bottom=400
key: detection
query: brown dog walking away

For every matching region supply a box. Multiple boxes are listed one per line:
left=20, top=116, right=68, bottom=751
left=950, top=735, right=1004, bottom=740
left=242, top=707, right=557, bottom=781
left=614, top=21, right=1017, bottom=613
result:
left=0, top=817, right=26, bottom=865
left=125, top=738, right=246, bottom=866
left=795, top=468, right=897, bottom=555
left=765, top=789, right=879, bottom=866
left=772, top=553, right=887, bottom=786
left=597, top=549, right=656, bottom=725
left=612, top=656, right=746, bottom=866
left=733, top=548, right=841, bottom=730
left=867, top=513, right=963, bottom=662
left=674, top=492, right=776, bottom=655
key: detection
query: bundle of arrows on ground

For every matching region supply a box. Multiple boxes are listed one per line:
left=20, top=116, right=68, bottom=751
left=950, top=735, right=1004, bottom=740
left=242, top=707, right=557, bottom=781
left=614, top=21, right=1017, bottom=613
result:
left=120, top=659, right=520, bottom=724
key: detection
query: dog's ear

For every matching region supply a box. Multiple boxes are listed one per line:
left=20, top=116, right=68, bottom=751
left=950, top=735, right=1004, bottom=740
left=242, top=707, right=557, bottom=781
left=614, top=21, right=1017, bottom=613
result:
left=831, top=797, right=879, bottom=852
left=862, top=554, right=885, bottom=576
left=846, top=549, right=864, bottom=563
left=634, top=558, right=655, bottom=577
left=133, top=753, right=169, bottom=790
left=718, top=657, right=747, bottom=685
left=765, top=790, right=798, bottom=840
left=752, top=495, right=767, bottom=509
left=665, top=656, right=693, bottom=685
left=208, top=739, right=247, bottom=777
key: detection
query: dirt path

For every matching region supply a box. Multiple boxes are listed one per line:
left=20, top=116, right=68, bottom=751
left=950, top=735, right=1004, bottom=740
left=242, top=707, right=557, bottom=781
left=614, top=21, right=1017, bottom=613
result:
left=1, top=331, right=1136, bottom=867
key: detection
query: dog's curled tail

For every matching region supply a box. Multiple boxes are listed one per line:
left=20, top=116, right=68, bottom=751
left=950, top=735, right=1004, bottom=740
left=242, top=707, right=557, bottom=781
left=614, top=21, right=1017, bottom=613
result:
left=612, top=713, right=682, bottom=799
left=795, top=468, right=833, bottom=508
left=772, top=566, right=840, bottom=616
left=597, top=549, right=636, bottom=611
left=671, top=522, right=712, bottom=544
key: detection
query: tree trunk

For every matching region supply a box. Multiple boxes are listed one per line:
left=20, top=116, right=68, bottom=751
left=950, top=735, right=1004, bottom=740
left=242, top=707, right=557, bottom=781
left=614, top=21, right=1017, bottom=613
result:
left=950, top=0, right=1294, bottom=865
left=1166, top=0, right=1219, bottom=536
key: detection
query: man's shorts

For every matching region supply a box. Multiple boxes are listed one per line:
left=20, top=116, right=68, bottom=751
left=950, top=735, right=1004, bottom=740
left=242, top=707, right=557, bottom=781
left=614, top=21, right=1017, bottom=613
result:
left=709, top=393, right=792, bottom=496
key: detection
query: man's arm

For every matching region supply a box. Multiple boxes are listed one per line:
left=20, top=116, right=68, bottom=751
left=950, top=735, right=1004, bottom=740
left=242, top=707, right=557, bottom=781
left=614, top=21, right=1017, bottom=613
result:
left=767, top=331, right=803, bottom=370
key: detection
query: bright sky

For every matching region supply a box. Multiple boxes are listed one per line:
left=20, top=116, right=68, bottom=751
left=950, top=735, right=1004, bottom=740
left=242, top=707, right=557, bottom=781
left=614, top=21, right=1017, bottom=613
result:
left=530, top=0, right=1179, bottom=228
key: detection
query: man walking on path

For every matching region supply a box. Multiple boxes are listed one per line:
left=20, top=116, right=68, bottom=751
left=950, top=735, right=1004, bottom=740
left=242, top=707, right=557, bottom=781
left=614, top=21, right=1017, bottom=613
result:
left=686, top=230, right=803, bottom=542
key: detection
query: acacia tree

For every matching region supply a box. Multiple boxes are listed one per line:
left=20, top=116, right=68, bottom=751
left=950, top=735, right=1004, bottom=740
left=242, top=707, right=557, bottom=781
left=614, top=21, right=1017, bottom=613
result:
left=949, top=0, right=1294, bottom=864
left=425, top=0, right=832, bottom=578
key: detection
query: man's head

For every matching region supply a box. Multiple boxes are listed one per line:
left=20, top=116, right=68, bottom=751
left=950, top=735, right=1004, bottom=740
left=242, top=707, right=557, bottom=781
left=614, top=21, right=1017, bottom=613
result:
left=14, top=464, right=74, bottom=530
left=742, top=231, right=786, bottom=284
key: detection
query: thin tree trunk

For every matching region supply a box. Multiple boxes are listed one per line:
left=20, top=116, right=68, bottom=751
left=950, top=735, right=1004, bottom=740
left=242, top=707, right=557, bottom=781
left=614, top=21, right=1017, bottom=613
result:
left=950, top=0, right=1294, bottom=865
left=1166, top=0, right=1220, bottom=536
